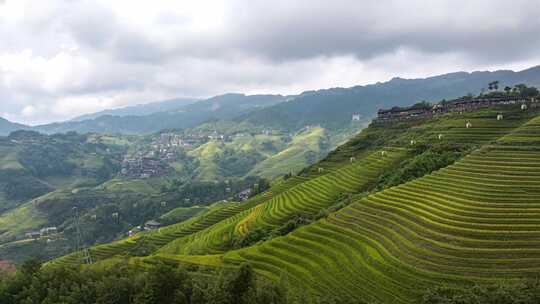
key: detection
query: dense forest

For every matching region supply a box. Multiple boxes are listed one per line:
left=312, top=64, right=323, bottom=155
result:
left=0, top=260, right=288, bottom=304
left=2, top=259, right=540, bottom=304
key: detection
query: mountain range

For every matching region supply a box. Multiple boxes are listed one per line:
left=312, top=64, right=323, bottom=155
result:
left=70, top=97, right=198, bottom=121
left=0, top=117, right=30, bottom=136
left=2, top=66, right=540, bottom=136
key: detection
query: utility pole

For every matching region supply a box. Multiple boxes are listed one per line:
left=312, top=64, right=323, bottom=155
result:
left=73, top=207, right=93, bottom=265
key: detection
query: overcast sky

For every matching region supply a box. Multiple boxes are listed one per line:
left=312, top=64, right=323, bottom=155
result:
left=1, top=0, right=540, bottom=125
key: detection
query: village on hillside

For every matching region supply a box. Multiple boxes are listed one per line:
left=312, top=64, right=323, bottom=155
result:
left=374, top=84, right=539, bottom=124
left=120, top=128, right=284, bottom=179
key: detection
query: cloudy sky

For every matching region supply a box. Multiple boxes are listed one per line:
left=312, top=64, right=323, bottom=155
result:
left=1, top=0, right=540, bottom=125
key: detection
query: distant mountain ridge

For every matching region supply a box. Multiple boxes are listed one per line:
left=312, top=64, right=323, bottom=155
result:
left=239, top=66, right=540, bottom=130
left=2, top=65, right=540, bottom=135
left=0, top=117, right=30, bottom=136
left=71, top=97, right=198, bottom=121
left=33, top=93, right=287, bottom=134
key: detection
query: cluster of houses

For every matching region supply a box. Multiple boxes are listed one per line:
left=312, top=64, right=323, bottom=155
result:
left=148, top=131, right=231, bottom=161
left=127, top=220, right=163, bottom=237
left=374, top=95, right=539, bottom=124
left=25, top=226, right=60, bottom=240
left=352, top=113, right=362, bottom=121
left=304, top=124, right=322, bottom=131
left=122, top=127, right=287, bottom=180
left=156, top=133, right=198, bottom=148
left=121, top=156, right=167, bottom=179
left=155, top=131, right=230, bottom=148
left=235, top=188, right=253, bottom=201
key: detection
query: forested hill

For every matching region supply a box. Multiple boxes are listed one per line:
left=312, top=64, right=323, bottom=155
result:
left=70, top=97, right=198, bottom=121
left=33, top=94, right=287, bottom=135
left=239, top=66, right=540, bottom=130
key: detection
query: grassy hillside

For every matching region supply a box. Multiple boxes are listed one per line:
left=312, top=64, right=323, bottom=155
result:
left=49, top=110, right=413, bottom=265
left=0, top=119, right=363, bottom=264
left=46, top=102, right=540, bottom=303
left=49, top=178, right=305, bottom=266
left=248, top=127, right=328, bottom=178
left=156, top=147, right=407, bottom=257
left=176, top=121, right=363, bottom=181
left=190, top=126, right=330, bottom=180
left=217, top=109, right=540, bottom=303
left=0, top=132, right=123, bottom=212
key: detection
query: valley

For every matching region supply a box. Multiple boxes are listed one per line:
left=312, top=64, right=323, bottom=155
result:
left=2, top=70, right=540, bottom=304
left=0, top=103, right=367, bottom=263
left=13, top=84, right=537, bottom=303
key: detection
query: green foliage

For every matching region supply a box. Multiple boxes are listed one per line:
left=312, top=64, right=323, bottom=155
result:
left=422, top=281, right=540, bottom=304
left=159, top=206, right=209, bottom=225
left=0, top=260, right=286, bottom=304
left=233, top=226, right=274, bottom=248
left=376, top=145, right=467, bottom=190
left=14, top=131, right=120, bottom=179
left=0, top=170, right=52, bottom=206
left=216, top=150, right=265, bottom=176
left=513, top=83, right=540, bottom=98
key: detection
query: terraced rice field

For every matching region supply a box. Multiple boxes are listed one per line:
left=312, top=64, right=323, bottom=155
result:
left=51, top=106, right=540, bottom=303
left=223, top=113, right=540, bottom=303
left=396, top=107, right=532, bottom=146
left=234, top=149, right=407, bottom=234
left=157, top=147, right=408, bottom=255
left=50, top=174, right=309, bottom=266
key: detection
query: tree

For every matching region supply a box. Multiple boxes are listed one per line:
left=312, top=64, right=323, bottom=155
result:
left=224, top=263, right=255, bottom=304
left=20, top=258, right=42, bottom=276
left=521, top=87, right=539, bottom=98
left=488, top=81, right=499, bottom=91
left=515, top=83, right=527, bottom=94
left=134, top=263, right=189, bottom=304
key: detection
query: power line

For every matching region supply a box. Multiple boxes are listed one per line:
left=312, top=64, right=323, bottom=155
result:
left=73, top=206, right=93, bottom=265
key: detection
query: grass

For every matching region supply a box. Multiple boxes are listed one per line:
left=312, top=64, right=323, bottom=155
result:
left=97, top=179, right=160, bottom=194
left=41, top=175, right=99, bottom=189
left=0, top=201, right=47, bottom=243
left=0, top=146, right=23, bottom=170
left=248, top=127, right=327, bottom=179
left=188, top=141, right=225, bottom=181
left=160, top=206, right=209, bottom=224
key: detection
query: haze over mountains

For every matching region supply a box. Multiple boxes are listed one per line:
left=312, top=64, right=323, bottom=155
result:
left=70, top=98, right=199, bottom=121
left=2, top=66, right=540, bottom=137
left=0, top=118, right=30, bottom=136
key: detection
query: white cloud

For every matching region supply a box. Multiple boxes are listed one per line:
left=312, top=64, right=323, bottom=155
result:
left=21, top=105, right=36, bottom=117
left=0, top=0, right=539, bottom=125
